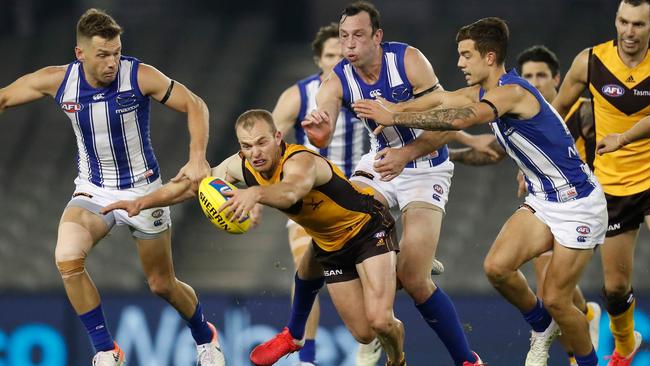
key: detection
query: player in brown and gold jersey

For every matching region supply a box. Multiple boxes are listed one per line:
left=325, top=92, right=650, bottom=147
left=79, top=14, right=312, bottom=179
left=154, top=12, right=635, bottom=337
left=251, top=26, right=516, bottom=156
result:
left=553, top=1, right=650, bottom=364
left=101, top=109, right=407, bottom=366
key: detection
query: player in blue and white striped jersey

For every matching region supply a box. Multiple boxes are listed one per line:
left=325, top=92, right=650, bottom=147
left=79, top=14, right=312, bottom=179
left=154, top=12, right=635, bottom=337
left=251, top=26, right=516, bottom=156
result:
left=355, top=17, right=606, bottom=366
left=0, top=9, right=223, bottom=366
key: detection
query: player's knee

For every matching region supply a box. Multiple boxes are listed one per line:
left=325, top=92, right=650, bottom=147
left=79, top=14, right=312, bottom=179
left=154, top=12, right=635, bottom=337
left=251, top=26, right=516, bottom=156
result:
left=603, top=280, right=631, bottom=298
left=483, top=257, right=509, bottom=285
left=146, top=275, right=176, bottom=299
left=367, top=311, right=394, bottom=336
left=602, top=287, right=635, bottom=315
left=349, top=327, right=375, bottom=345
left=56, top=257, right=86, bottom=279
left=541, top=291, right=571, bottom=315
left=397, top=269, right=428, bottom=295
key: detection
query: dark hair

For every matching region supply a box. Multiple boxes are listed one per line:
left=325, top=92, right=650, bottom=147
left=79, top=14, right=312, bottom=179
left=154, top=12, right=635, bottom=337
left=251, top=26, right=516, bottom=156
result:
left=517, top=45, right=560, bottom=77
left=456, top=17, right=509, bottom=65
left=76, top=8, right=122, bottom=42
left=235, top=109, right=277, bottom=133
left=312, top=23, right=339, bottom=58
left=622, top=0, right=650, bottom=6
left=341, top=1, right=381, bottom=34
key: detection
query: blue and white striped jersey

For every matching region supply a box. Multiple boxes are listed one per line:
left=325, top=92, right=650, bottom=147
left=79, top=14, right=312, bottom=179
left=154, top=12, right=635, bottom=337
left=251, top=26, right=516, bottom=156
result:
left=295, top=73, right=365, bottom=177
left=333, top=42, right=448, bottom=168
left=55, top=56, right=159, bottom=189
left=483, top=69, right=596, bottom=203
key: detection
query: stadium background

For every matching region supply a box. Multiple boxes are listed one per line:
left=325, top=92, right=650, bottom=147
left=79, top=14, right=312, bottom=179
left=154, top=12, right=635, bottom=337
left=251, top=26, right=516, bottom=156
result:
left=1, top=0, right=649, bottom=365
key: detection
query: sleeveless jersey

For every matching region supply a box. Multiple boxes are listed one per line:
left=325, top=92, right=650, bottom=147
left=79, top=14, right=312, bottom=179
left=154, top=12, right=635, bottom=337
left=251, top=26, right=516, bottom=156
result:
left=333, top=42, right=448, bottom=168
left=55, top=56, right=158, bottom=189
left=483, top=69, right=596, bottom=202
left=242, top=142, right=375, bottom=252
left=295, top=73, right=365, bottom=177
left=564, top=97, right=595, bottom=169
left=588, top=40, right=650, bottom=196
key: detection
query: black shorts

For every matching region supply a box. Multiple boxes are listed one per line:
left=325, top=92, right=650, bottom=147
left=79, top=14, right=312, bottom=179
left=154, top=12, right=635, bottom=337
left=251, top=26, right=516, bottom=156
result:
left=605, top=188, right=650, bottom=237
left=313, top=201, right=398, bottom=284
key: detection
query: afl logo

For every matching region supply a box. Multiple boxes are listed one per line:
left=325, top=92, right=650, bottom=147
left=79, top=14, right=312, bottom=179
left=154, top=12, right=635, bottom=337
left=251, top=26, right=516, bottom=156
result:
left=61, top=102, right=83, bottom=113
left=576, top=225, right=591, bottom=235
left=433, top=184, right=444, bottom=195
left=116, top=92, right=137, bottom=106
left=391, top=85, right=411, bottom=102
left=602, top=84, right=625, bottom=97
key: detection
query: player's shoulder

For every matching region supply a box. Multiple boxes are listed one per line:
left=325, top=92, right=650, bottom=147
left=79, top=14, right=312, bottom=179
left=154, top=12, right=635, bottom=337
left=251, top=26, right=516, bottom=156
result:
left=296, top=73, right=321, bottom=86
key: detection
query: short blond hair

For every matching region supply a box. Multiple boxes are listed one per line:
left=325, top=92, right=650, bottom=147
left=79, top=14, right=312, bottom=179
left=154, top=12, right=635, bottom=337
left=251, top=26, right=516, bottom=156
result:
left=235, top=109, right=277, bottom=133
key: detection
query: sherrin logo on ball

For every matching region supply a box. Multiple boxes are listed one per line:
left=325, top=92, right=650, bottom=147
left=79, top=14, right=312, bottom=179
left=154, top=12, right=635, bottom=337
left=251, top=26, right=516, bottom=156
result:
left=198, top=177, right=250, bottom=234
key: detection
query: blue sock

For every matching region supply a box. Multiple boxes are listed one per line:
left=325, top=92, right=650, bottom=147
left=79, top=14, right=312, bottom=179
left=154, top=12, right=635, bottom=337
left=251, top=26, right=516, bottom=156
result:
left=521, top=298, right=552, bottom=332
left=287, top=273, right=324, bottom=339
left=79, top=304, right=114, bottom=353
left=416, top=287, right=475, bottom=365
left=184, top=302, right=213, bottom=345
left=575, top=348, right=598, bottom=366
left=299, top=339, right=316, bottom=363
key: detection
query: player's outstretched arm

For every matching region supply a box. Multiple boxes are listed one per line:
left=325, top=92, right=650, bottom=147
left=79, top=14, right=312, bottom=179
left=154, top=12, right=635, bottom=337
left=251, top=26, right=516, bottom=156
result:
left=0, top=66, right=66, bottom=113
left=597, top=115, right=650, bottom=154
left=369, top=84, right=525, bottom=131
left=272, top=85, right=301, bottom=136
left=100, top=178, right=194, bottom=217
left=137, top=64, right=210, bottom=185
left=302, top=73, right=343, bottom=148
left=552, top=49, right=589, bottom=118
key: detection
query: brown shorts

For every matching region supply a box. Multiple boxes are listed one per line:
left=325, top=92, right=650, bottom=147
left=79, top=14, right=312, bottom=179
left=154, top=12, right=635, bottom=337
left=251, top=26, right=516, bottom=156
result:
left=313, top=201, right=398, bottom=284
left=605, top=188, right=650, bottom=237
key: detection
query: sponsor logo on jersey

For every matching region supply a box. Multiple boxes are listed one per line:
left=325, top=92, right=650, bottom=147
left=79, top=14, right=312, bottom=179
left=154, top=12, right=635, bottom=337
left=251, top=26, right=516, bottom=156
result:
left=391, top=85, right=411, bottom=102
left=61, top=102, right=83, bottom=113
left=432, top=193, right=441, bottom=202
left=633, top=89, right=650, bottom=96
left=117, top=92, right=137, bottom=106
left=577, top=235, right=587, bottom=243
left=154, top=219, right=163, bottom=226
left=92, top=93, right=105, bottom=101
left=369, top=89, right=382, bottom=98
left=602, top=84, right=625, bottom=97
left=576, top=225, right=591, bottom=235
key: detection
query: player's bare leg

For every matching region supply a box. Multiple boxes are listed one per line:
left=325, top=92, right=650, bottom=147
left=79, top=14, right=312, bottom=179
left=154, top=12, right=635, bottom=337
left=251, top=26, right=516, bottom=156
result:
left=543, top=243, right=595, bottom=358
left=328, top=251, right=404, bottom=364
left=55, top=206, right=123, bottom=364
left=137, top=229, right=224, bottom=365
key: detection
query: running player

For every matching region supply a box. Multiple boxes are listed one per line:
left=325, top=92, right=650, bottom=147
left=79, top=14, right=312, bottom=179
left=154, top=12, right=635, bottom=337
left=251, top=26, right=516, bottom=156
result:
left=552, top=1, right=650, bottom=364
left=272, top=22, right=372, bottom=366
left=354, top=17, right=607, bottom=366
left=103, top=109, right=407, bottom=366
left=451, top=44, right=602, bottom=366
left=274, top=21, right=387, bottom=366
left=258, top=2, right=484, bottom=365
left=0, top=9, right=222, bottom=366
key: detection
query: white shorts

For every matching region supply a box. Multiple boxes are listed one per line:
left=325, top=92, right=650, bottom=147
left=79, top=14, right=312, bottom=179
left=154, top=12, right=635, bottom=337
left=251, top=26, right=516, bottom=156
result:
left=349, top=152, right=454, bottom=211
left=66, top=177, right=171, bottom=239
left=524, top=184, right=607, bottom=250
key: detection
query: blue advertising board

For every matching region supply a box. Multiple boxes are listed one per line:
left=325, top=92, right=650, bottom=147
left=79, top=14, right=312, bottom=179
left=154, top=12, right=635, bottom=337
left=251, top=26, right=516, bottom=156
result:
left=0, top=292, right=649, bottom=365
